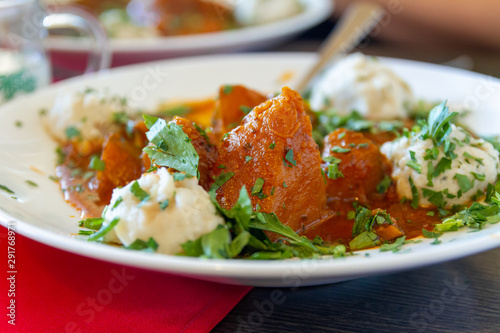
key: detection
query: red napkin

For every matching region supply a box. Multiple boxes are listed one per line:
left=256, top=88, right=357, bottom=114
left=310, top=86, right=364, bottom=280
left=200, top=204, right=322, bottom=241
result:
left=0, top=226, right=251, bottom=333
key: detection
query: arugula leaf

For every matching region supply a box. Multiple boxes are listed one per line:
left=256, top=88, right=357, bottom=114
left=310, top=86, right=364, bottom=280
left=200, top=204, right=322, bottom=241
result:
left=142, top=115, right=200, bottom=178
left=126, top=237, right=158, bottom=253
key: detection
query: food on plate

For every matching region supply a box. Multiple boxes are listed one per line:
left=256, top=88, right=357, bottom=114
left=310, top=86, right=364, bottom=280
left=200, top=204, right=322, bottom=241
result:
left=381, top=110, right=500, bottom=209
left=44, top=0, right=305, bottom=39
left=309, top=53, right=414, bottom=120
left=46, top=56, right=500, bottom=260
left=100, top=168, right=224, bottom=255
left=234, top=0, right=304, bottom=26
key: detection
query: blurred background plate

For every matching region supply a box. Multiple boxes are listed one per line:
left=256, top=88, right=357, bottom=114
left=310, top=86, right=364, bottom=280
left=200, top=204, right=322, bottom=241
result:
left=45, top=0, right=333, bottom=64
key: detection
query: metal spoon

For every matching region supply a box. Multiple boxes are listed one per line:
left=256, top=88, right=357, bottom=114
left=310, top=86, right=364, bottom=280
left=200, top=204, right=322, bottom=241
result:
left=295, top=1, right=386, bottom=94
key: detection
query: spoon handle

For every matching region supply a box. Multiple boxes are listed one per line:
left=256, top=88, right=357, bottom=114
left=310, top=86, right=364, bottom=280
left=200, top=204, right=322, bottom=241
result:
left=296, top=2, right=385, bottom=94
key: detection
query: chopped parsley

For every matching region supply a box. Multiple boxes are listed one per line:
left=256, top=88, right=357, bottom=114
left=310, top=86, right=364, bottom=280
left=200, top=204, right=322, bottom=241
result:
left=88, top=155, right=105, bottom=171
left=125, top=237, right=159, bottom=253
left=240, top=105, right=253, bottom=114
left=269, top=143, right=276, bottom=150
left=324, top=156, right=343, bottom=180
left=245, top=156, right=253, bottom=163
left=173, top=173, right=193, bottom=181
left=463, top=152, right=484, bottom=165
left=25, top=180, right=38, bottom=187
left=455, top=173, right=473, bottom=194
left=406, top=150, right=422, bottom=173
left=130, top=181, right=151, bottom=206
left=284, top=149, right=297, bottom=166
left=0, top=185, right=14, bottom=194
left=159, top=199, right=169, bottom=210
left=65, top=126, right=81, bottom=140
left=376, top=175, right=392, bottom=194
left=409, top=177, right=419, bottom=209
left=222, top=85, right=233, bottom=94
left=112, top=197, right=123, bottom=210
left=331, top=146, right=351, bottom=153
left=251, top=178, right=267, bottom=199
left=87, top=217, right=120, bottom=241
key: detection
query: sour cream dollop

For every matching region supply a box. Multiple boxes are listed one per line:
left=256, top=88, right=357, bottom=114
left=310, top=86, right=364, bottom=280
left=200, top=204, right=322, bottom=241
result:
left=381, top=124, right=500, bottom=208
left=103, top=168, right=224, bottom=255
left=309, top=53, right=414, bottom=120
left=45, top=89, right=135, bottom=142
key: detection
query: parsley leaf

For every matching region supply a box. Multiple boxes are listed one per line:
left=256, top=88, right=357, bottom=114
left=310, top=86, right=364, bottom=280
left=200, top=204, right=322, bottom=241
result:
left=126, top=237, right=159, bottom=253
left=285, top=149, right=297, bottom=166
left=0, top=184, right=15, bottom=194
left=142, top=115, right=200, bottom=178
left=87, top=217, right=120, bottom=241
left=130, top=181, right=151, bottom=206
left=89, top=155, right=105, bottom=171
left=420, top=101, right=458, bottom=146
left=455, top=173, right=473, bottom=193
left=331, top=146, right=351, bottom=153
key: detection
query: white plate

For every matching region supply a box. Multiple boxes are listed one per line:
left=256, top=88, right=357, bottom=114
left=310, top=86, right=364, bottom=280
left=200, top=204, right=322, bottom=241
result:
left=1, top=53, right=500, bottom=287
left=46, top=0, right=332, bottom=59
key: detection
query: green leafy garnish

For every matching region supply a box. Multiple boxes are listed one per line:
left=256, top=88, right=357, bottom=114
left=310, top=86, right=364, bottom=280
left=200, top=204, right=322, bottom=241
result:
left=89, top=155, right=106, bottom=171
left=406, top=150, right=422, bottom=173
left=126, top=238, right=158, bottom=253
left=251, top=178, right=267, bottom=199
left=142, top=115, right=200, bottom=178
left=130, top=181, right=151, bottom=206
left=222, top=85, right=233, bottom=94
left=25, top=180, right=38, bottom=187
left=285, top=149, right=297, bottom=166
left=65, top=126, right=81, bottom=140
left=331, top=146, right=351, bottom=153
left=79, top=217, right=104, bottom=230
left=87, top=217, right=120, bottom=241
left=419, top=101, right=458, bottom=146
left=0, top=185, right=14, bottom=195
left=455, top=173, right=473, bottom=194
left=376, top=175, right=392, bottom=194
left=380, top=236, right=406, bottom=253
left=409, top=177, right=419, bottom=209
left=240, top=105, right=253, bottom=114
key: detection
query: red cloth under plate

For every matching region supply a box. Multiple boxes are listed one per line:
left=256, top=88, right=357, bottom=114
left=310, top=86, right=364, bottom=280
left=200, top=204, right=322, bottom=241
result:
left=0, top=226, right=251, bottom=333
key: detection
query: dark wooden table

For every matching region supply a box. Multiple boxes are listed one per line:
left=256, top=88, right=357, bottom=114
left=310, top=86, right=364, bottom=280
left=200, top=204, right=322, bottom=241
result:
left=215, top=247, right=500, bottom=333
left=215, top=22, right=500, bottom=333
